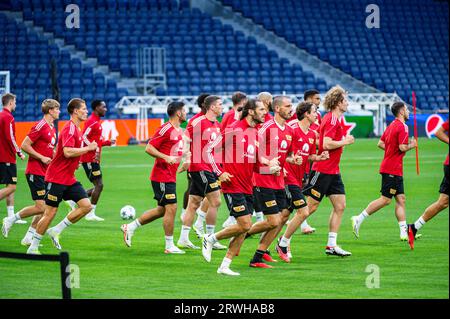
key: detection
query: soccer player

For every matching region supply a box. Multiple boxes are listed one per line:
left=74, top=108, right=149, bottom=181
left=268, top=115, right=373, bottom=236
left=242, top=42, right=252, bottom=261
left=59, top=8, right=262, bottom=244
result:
left=245, top=96, right=302, bottom=268
left=303, top=85, right=354, bottom=257
left=0, top=93, right=25, bottom=221
left=221, top=91, right=247, bottom=228
left=201, top=98, right=281, bottom=275
left=180, top=93, right=209, bottom=225
left=275, top=101, right=329, bottom=262
left=79, top=100, right=116, bottom=221
left=297, top=89, right=322, bottom=234
left=2, top=99, right=60, bottom=244
left=220, top=91, right=247, bottom=133
left=27, top=98, right=98, bottom=254
left=121, top=102, right=187, bottom=254
left=407, top=119, right=449, bottom=249
left=250, top=92, right=275, bottom=224
left=351, top=102, right=417, bottom=241
left=177, top=95, right=229, bottom=250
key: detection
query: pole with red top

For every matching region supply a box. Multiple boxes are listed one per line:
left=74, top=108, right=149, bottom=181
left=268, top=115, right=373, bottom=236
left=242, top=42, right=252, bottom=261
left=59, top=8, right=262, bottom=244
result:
left=412, top=91, right=419, bottom=175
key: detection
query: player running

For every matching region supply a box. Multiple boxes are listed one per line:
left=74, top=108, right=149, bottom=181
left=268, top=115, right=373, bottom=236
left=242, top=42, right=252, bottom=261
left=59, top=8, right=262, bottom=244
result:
left=407, top=119, right=449, bottom=249
left=0, top=93, right=26, bottom=221
left=2, top=99, right=60, bottom=244
left=121, top=102, right=187, bottom=254
left=275, top=101, right=329, bottom=262
left=202, top=99, right=280, bottom=275
left=303, top=85, right=354, bottom=257
left=177, top=95, right=228, bottom=250
left=245, top=96, right=302, bottom=268
left=221, top=91, right=247, bottom=229
left=77, top=100, right=115, bottom=221
left=26, top=98, right=98, bottom=254
left=351, top=102, right=418, bottom=241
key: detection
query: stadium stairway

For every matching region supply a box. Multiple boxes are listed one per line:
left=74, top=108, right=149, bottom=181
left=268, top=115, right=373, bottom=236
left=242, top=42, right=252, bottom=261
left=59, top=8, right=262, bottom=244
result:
left=192, top=0, right=378, bottom=94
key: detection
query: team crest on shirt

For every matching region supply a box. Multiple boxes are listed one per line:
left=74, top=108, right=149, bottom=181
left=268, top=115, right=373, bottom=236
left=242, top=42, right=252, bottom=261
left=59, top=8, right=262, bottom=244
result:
left=309, top=138, right=314, bottom=144
left=286, top=135, right=292, bottom=141
left=233, top=205, right=246, bottom=212
left=390, top=188, right=397, bottom=195
left=265, top=200, right=277, bottom=207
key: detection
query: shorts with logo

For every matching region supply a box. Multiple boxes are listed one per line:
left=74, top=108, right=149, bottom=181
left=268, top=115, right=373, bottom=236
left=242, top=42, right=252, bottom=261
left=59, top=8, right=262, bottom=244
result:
left=224, top=193, right=254, bottom=218
left=304, top=171, right=345, bottom=202
left=439, top=165, right=449, bottom=195
left=151, top=181, right=177, bottom=206
left=26, top=174, right=46, bottom=201
left=254, top=187, right=288, bottom=215
left=0, top=163, right=17, bottom=185
left=380, top=173, right=404, bottom=198
left=82, top=162, right=102, bottom=182
left=188, top=171, right=220, bottom=197
left=45, top=181, right=88, bottom=207
left=286, top=184, right=308, bottom=212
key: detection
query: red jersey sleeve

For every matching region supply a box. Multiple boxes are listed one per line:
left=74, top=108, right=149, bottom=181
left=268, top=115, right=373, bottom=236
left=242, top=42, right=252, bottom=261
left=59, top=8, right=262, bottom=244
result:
left=397, top=123, right=409, bottom=145
left=62, top=129, right=76, bottom=148
left=27, top=125, right=41, bottom=143
left=149, top=126, right=168, bottom=149
left=324, top=121, right=338, bottom=139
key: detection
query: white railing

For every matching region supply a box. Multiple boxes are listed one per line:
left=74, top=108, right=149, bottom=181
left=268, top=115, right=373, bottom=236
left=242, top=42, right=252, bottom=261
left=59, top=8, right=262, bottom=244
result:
left=0, top=71, right=11, bottom=95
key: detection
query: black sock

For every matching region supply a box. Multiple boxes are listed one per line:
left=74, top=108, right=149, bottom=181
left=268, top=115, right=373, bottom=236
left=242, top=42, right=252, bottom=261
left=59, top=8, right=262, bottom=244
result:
left=250, top=249, right=265, bottom=263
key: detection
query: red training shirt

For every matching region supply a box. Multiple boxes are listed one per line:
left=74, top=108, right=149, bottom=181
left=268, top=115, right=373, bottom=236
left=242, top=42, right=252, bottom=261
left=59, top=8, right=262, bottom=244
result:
left=80, top=113, right=111, bottom=163
left=45, top=120, right=83, bottom=186
left=379, top=119, right=409, bottom=176
left=312, top=112, right=345, bottom=175
left=0, top=108, right=21, bottom=164
left=25, top=118, right=57, bottom=176
left=148, top=121, right=183, bottom=183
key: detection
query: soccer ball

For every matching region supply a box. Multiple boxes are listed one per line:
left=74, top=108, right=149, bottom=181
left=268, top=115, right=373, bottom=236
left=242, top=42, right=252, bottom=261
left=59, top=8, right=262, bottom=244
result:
left=120, top=205, right=136, bottom=220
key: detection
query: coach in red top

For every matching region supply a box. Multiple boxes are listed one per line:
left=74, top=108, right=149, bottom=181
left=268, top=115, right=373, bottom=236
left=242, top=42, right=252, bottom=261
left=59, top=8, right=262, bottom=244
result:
left=2, top=99, right=59, bottom=243
left=0, top=93, right=25, bottom=217
left=79, top=100, right=115, bottom=222
left=27, top=98, right=98, bottom=255
left=304, top=85, right=355, bottom=257
left=408, top=119, right=449, bottom=249
left=352, top=101, right=417, bottom=241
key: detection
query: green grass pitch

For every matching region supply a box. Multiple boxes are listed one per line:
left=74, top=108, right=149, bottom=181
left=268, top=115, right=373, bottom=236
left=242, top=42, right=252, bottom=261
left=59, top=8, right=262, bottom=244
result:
left=0, top=137, right=448, bottom=299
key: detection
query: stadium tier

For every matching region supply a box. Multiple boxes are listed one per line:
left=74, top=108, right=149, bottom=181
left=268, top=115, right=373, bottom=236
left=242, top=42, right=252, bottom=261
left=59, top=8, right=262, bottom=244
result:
left=220, top=0, right=449, bottom=111
left=0, top=0, right=448, bottom=123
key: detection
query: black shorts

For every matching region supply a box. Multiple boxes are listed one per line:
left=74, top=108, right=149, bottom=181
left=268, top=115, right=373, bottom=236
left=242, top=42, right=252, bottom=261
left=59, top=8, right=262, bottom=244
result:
left=286, top=184, right=308, bottom=212
left=82, top=162, right=102, bottom=182
left=188, top=171, right=220, bottom=197
left=253, top=186, right=263, bottom=213
left=45, top=181, right=88, bottom=207
left=254, top=187, right=288, bottom=215
left=380, top=173, right=405, bottom=198
left=26, top=174, right=46, bottom=201
left=0, top=163, right=17, bottom=185
left=151, top=181, right=177, bottom=207
left=224, top=193, right=254, bottom=218
left=439, top=165, right=449, bottom=195
left=304, top=171, right=345, bottom=202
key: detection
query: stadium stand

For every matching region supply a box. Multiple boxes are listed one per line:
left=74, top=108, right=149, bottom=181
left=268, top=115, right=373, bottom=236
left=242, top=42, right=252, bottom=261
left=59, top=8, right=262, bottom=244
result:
left=220, top=0, right=449, bottom=111
left=1, top=0, right=330, bottom=121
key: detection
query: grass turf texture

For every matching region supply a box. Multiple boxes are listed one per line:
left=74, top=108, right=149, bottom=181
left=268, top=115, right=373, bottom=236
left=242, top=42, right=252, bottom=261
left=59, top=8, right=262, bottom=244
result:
left=0, top=137, right=448, bottom=299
